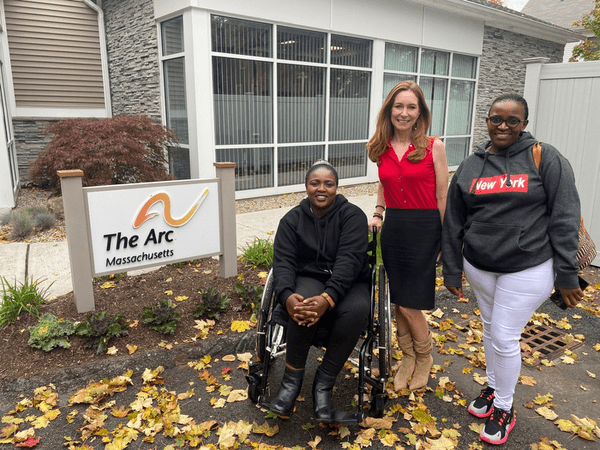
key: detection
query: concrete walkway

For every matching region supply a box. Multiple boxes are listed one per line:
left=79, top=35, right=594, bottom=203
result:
left=0, top=195, right=376, bottom=299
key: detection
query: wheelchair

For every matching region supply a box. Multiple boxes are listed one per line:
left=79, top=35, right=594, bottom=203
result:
left=245, top=228, right=393, bottom=424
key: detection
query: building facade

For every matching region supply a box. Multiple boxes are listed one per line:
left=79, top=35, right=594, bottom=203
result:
left=0, top=0, right=580, bottom=207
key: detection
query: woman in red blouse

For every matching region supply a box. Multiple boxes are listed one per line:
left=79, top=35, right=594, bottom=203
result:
left=367, top=81, right=448, bottom=391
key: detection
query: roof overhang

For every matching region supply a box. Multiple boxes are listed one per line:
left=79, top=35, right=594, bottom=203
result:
left=408, top=0, right=586, bottom=44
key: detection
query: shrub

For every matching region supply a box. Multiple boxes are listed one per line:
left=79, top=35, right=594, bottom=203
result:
left=8, top=211, right=34, bottom=239
left=75, top=310, right=129, bottom=354
left=233, top=283, right=263, bottom=315
left=141, top=299, right=181, bottom=334
left=29, top=115, right=177, bottom=194
left=34, top=212, right=56, bottom=230
left=0, top=277, right=50, bottom=327
left=28, top=313, right=76, bottom=352
left=239, top=237, right=274, bottom=268
left=194, top=288, right=231, bottom=320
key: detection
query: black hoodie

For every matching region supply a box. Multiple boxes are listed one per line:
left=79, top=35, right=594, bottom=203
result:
left=442, top=131, right=580, bottom=289
left=273, top=194, right=370, bottom=306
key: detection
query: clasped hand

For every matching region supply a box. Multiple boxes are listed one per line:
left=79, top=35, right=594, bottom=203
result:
left=285, top=293, right=329, bottom=327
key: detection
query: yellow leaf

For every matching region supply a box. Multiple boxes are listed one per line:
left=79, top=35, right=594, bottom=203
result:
left=126, top=345, right=137, bottom=355
left=44, top=409, right=61, bottom=421
left=203, top=270, right=213, bottom=274
left=252, top=421, right=279, bottom=437
left=174, top=295, right=188, bottom=302
left=258, top=271, right=269, bottom=278
left=587, top=370, right=596, bottom=378
left=106, top=346, right=118, bottom=355
left=164, top=290, right=173, bottom=296
left=101, top=281, right=116, bottom=289
left=33, top=416, right=49, bottom=429
left=211, top=398, right=226, bottom=408
left=237, top=352, right=253, bottom=363
left=237, top=274, right=244, bottom=280
left=129, top=320, right=139, bottom=328
left=222, top=354, right=236, bottom=362
left=227, top=390, right=248, bottom=403
left=308, top=435, right=322, bottom=449
left=536, top=407, right=558, bottom=421
left=519, top=375, right=537, bottom=386
left=231, top=320, right=250, bottom=332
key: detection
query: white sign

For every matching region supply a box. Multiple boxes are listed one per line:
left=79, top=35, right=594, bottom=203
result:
left=86, top=180, right=221, bottom=276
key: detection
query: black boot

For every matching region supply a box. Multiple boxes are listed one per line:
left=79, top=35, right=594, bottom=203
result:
left=269, top=366, right=304, bottom=416
left=312, top=367, right=337, bottom=423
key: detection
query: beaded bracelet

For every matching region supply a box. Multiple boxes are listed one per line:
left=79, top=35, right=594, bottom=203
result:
left=373, top=213, right=384, bottom=220
left=375, top=204, right=386, bottom=211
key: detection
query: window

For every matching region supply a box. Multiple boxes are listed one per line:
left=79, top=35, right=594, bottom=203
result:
left=384, top=46, right=478, bottom=165
left=160, top=16, right=190, bottom=179
left=212, top=15, right=372, bottom=191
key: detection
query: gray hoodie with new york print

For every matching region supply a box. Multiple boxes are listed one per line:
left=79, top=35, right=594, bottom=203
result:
left=442, top=131, right=581, bottom=290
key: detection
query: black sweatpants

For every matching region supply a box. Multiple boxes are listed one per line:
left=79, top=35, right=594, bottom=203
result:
left=285, top=275, right=370, bottom=377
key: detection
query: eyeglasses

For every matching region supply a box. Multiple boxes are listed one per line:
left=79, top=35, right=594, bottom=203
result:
left=487, top=116, right=526, bottom=128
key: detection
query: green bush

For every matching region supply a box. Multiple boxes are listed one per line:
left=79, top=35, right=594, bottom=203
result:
left=29, top=115, right=177, bottom=194
left=28, top=313, right=76, bottom=352
left=0, top=277, right=50, bottom=327
left=194, top=288, right=231, bottom=320
left=239, top=237, right=274, bottom=268
left=141, top=299, right=181, bottom=335
left=75, top=310, right=129, bottom=354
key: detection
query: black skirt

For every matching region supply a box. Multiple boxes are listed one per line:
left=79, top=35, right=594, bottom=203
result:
left=380, top=208, right=441, bottom=310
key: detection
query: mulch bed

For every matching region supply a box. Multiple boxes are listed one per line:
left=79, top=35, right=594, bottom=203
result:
left=0, top=258, right=264, bottom=384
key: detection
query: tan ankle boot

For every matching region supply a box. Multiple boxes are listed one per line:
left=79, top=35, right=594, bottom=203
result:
left=393, top=333, right=415, bottom=391
left=409, top=332, right=433, bottom=390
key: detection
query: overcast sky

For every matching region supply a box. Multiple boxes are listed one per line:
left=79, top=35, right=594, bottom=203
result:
left=503, top=0, right=529, bottom=11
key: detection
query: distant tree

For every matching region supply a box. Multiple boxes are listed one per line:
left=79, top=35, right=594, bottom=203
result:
left=570, top=0, right=600, bottom=61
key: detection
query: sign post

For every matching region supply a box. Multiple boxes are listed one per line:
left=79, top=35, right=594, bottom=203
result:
left=58, top=170, right=95, bottom=313
left=59, top=164, right=237, bottom=313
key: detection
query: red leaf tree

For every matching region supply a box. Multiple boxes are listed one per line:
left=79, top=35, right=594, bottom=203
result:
left=29, top=115, right=177, bottom=193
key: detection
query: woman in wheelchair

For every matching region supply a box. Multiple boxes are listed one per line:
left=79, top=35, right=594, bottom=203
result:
left=268, top=160, right=371, bottom=422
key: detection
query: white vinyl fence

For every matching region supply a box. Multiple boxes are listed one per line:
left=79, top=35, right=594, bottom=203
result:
left=525, top=58, right=600, bottom=267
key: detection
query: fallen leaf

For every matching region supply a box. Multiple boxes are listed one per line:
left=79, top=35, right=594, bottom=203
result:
left=126, top=345, right=137, bottom=355
left=231, top=321, right=250, bottom=332
left=106, top=346, right=118, bottom=355
left=101, top=281, right=116, bottom=289
left=174, top=295, right=188, bottom=302
left=536, top=407, right=558, bottom=421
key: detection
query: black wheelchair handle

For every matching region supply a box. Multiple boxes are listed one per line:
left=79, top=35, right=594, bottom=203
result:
left=372, top=226, right=379, bottom=239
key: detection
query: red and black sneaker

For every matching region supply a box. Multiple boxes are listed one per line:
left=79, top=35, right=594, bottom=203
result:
left=480, top=406, right=516, bottom=445
left=467, top=386, right=495, bottom=418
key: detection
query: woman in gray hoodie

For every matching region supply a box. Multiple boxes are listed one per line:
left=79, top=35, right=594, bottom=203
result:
left=442, top=93, right=584, bottom=445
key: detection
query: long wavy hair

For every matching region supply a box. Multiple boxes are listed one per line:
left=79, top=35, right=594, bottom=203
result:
left=367, top=81, right=432, bottom=164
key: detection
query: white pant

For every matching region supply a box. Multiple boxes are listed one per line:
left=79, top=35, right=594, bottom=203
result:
left=463, top=257, right=554, bottom=411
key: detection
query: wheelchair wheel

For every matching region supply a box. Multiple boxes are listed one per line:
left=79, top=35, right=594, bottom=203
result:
left=255, top=269, right=275, bottom=363
left=377, top=264, right=392, bottom=378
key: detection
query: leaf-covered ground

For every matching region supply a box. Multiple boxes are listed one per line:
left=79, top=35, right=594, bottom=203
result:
left=1, top=262, right=600, bottom=449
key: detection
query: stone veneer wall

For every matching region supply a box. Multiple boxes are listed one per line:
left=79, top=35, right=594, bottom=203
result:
left=102, top=0, right=161, bottom=121
left=13, top=119, right=58, bottom=183
left=473, top=26, right=564, bottom=148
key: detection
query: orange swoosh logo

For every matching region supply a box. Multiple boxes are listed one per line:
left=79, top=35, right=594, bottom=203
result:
left=133, top=189, right=209, bottom=228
